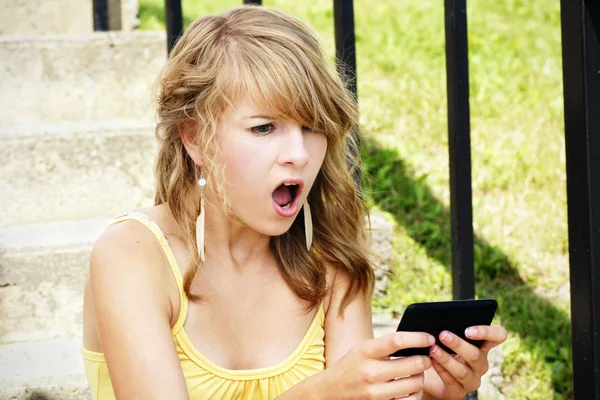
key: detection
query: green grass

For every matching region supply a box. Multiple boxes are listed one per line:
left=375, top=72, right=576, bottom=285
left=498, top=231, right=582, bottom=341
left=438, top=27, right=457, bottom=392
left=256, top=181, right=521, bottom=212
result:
left=137, top=1, right=570, bottom=398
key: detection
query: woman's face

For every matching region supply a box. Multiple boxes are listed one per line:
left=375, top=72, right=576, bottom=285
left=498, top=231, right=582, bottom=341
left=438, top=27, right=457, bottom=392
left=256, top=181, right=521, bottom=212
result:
left=215, top=97, right=327, bottom=236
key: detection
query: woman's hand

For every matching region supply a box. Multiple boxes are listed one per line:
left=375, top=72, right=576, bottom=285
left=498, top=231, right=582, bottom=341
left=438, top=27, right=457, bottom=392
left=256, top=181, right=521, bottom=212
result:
left=314, top=331, right=435, bottom=400
left=423, top=325, right=508, bottom=400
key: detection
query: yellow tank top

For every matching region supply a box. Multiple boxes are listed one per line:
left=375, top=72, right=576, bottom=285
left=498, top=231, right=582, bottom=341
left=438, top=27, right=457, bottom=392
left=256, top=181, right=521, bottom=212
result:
left=81, top=212, right=325, bottom=399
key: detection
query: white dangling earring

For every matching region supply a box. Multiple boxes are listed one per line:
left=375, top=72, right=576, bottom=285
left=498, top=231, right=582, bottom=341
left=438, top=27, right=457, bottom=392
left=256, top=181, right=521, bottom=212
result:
left=196, top=169, right=207, bottom=262
left=303, top=199, right=313, bottom=251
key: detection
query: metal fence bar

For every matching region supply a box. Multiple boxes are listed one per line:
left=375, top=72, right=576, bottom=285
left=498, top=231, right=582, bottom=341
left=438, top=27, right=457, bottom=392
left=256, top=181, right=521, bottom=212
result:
left=444, top=0, right=475, bottom=301
left=333, top=0, right=358, bottom=99
left=165, top=0, right=183, bottom=54
left=93, top=0, right=109, bottom=31
left=333, top=0, right=361, bottom=192
left=560, top=0, right=600, bottom=397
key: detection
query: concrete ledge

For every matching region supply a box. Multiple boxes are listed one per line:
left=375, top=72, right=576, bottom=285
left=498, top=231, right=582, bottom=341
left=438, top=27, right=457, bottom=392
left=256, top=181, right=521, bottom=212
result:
left=0, top=120, right=157, bottom=227
left=0, top=219, right=109, bottom=343
left=0, top=31, right=166, bottom=124
left=0, top=0, right=93, bottom=35
left=0, top=339, right=90, bottom=400
left=121, top=0, right=140, bottom=31
left=0, top=0, right=138, bottom=35
left=372, top=312, right=398, bottom=338
left=367, top=212, right=394, bottom=299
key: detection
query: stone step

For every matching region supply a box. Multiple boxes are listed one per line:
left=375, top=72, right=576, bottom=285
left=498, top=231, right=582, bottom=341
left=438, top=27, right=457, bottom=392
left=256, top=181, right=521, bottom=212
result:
left=0, top=31, right=166, bottom=124
left=0, top=120, right=157, bottom=228
left=0, top=0, right=93, bottom=35
left=372, top=314, right=399, bottom=338
left=0, top=218, right=110, bottom=344
left=0, top=0, right=139, bottom=35
left=0, top=338, right=90, bottom=400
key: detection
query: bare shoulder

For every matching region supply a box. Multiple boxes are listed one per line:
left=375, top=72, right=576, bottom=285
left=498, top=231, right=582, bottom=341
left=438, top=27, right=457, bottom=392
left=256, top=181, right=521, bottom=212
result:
left=91, top=203, right=172, bottom=276
left=326, top=268, right=361, bottom=314
left=92, top=217, right=162, bottom=272
left=324, top=265, right=371, bottom=323
left=89, top=216, right=172, bottom=317
left=86, top=213, right=188, bottom=396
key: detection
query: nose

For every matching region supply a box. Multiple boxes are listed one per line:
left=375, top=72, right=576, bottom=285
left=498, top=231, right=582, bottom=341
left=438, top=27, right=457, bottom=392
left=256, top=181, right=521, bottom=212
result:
left=277, top=124, right=309, bottom=168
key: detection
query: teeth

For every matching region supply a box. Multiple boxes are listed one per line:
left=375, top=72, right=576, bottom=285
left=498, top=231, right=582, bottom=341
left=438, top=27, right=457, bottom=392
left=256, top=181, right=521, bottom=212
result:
left=284, top=183, right=298, bottom=186
left=282, top=203, right=291, bottom=209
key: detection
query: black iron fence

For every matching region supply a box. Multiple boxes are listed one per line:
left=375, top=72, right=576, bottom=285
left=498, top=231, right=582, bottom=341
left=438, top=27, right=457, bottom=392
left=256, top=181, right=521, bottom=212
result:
left=93, top=0, right=110, bottom=30
left=561, top=0, right=600, bottom=396
left=92, top=0, right=600, bottom=397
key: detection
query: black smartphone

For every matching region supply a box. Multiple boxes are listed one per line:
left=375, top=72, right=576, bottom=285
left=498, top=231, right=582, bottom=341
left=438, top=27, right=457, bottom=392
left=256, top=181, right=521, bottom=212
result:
left=390, top=299, right=498, bottom=358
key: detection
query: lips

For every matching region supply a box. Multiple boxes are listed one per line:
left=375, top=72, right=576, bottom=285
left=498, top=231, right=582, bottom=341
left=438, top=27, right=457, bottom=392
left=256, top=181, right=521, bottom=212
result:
left=272, top=178, right=304, bottom=218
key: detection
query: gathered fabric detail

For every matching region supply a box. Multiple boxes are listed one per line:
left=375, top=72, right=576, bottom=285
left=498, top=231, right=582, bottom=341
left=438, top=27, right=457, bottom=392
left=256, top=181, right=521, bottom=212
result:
left=175, top=303, right=324, bottom=381
left=81, top=212, right=326, bottom=399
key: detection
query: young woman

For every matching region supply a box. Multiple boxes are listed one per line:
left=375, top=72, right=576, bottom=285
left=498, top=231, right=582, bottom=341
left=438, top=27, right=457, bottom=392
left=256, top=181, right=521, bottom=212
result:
left=81, top=5, right=507, bottom=399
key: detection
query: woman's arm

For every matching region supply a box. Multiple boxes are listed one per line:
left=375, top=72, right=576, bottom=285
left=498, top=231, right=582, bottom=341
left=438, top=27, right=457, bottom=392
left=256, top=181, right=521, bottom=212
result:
left=317, top=271, right=508, bottom=400
left=324, top=269, right=375, bottom=365
left=278, top=271, right=433, bottom=399
left=88, top=221, right=189, bottom=399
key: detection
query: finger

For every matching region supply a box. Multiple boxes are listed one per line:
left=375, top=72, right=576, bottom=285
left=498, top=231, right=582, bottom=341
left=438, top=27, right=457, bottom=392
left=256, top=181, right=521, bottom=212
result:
left=365, top=331, right=435, bottom=359
left=465, top=325, right=508, bottom=353
left=396, top=390, right=424, bottom=400
left=375, top=355, right=432, bottom=382
left=479, top=340, right=502, bottom=354
left=438, top=331, right=486, bottom=370
left=369, top=373, right=425, bottom=399
left=431, top=360, right=465, bottom=397
left=429, top=345, right=480, bottom=391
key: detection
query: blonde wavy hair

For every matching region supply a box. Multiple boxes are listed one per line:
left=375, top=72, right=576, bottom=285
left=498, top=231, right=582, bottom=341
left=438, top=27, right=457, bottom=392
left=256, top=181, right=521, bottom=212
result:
left=154, top=5, right=375, bottom=314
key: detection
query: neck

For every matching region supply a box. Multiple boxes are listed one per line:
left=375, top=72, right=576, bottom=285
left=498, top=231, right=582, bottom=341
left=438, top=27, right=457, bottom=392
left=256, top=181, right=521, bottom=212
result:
left=199, top=198, right=273, bottom=271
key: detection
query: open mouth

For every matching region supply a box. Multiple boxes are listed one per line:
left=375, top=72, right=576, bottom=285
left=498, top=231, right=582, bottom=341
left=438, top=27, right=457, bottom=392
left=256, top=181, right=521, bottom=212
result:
left=272, top=183, right=300, bottom=209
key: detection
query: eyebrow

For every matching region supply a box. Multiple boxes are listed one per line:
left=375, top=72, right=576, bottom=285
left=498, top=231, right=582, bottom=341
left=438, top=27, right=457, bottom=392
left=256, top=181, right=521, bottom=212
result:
left=247, top=115, right=275, bottom=120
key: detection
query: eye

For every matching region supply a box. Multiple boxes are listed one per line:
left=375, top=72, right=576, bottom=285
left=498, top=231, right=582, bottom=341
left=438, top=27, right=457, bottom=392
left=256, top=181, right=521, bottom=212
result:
left=303, top=125, right=324, bottom=135
left=250, top=123, right=276, bottom=135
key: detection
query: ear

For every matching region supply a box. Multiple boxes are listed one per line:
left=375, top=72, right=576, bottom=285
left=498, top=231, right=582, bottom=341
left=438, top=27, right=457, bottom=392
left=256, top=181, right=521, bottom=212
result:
left=178, top=120, right=204, bottom=167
